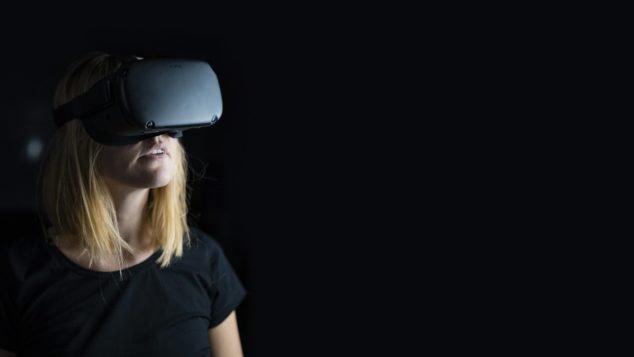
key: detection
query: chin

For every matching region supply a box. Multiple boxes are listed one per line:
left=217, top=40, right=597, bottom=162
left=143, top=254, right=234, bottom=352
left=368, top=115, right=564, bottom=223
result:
left=149, top=178, right=173, bottom=189
left=144, top=173, right=174, bottom=188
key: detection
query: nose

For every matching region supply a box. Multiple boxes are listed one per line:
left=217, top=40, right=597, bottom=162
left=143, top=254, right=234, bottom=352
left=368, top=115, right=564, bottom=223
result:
left=151, top=134, right=165, bottom=143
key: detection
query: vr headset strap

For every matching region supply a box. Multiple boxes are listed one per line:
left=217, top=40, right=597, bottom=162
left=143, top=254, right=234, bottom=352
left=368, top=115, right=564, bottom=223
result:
left=53, top=78, right=113, bottom=128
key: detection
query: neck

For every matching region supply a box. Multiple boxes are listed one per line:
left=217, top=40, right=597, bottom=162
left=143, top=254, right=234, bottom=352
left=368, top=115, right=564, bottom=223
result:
left=106, top=182, right=153, bottom=250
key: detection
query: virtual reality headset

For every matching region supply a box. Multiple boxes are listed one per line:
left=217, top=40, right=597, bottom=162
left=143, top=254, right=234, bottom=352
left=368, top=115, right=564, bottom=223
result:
left=53, top=54, right=223, bottom=145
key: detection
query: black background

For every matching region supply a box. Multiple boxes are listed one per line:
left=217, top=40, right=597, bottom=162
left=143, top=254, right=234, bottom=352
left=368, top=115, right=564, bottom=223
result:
left=0, top=5, right=591, bottom=355
left=0, top=4, right=428, bottom=356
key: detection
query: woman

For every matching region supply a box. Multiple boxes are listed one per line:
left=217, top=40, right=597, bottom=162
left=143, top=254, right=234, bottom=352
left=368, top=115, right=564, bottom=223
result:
left=0, top=51, right=247, bottom=356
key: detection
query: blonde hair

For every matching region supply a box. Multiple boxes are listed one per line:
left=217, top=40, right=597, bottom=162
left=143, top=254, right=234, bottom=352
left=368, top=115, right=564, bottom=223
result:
left=37, top=51, right=191, bottom=270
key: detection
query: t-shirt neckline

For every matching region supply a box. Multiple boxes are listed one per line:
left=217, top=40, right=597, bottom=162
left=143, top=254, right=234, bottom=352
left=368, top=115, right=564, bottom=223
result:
left=46, top=240, right=163, bottom=279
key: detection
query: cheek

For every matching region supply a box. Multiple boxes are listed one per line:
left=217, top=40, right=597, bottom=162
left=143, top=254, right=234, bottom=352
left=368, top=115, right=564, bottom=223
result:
left=97, top=149, right=137, bottom=179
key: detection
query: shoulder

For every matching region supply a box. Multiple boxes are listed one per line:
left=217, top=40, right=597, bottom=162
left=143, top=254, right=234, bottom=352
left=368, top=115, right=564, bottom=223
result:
left=188, top=226, right=222, bottom=252
left=182, top=226, right=227, bottom=265
left=0, top=232, right=53, bottom=279
left=0, top=233, right=49, bottom=262
left=168, top=226, right=233, bottom=279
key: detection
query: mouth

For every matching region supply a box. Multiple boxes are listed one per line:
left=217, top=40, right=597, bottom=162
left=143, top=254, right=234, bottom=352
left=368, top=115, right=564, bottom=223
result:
left=146, top=148, right=165, bottom=156
left=141, top=145, right=169, bottom=159
left=140, top=152, right=167, bottom=161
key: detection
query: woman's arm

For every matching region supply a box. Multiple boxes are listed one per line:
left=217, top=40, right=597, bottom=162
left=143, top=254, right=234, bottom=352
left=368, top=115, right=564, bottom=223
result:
left=208, top=310, right=243, bottom=357
left=0, top=348, right=16, bottom=357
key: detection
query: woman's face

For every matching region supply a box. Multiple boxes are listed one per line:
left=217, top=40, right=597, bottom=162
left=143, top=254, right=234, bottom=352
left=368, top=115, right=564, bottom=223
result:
left=96, top=134, right=179, bottom=190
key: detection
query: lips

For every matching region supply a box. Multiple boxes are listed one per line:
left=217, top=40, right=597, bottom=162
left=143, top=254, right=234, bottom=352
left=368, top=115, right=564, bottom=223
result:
left=141, top=144, right=168, bottom=158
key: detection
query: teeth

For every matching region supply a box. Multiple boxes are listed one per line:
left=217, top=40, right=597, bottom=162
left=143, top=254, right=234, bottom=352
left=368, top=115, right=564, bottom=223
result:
left=151, top=149, right=164, bottom=155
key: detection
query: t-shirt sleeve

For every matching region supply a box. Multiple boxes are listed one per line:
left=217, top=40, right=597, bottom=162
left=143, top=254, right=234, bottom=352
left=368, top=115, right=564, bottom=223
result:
left=207, top=239, right=248, bottom=329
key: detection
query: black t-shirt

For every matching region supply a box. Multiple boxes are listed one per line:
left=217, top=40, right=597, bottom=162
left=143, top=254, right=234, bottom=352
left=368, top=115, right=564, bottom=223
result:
left=0, top=227, right=247, bottom=356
